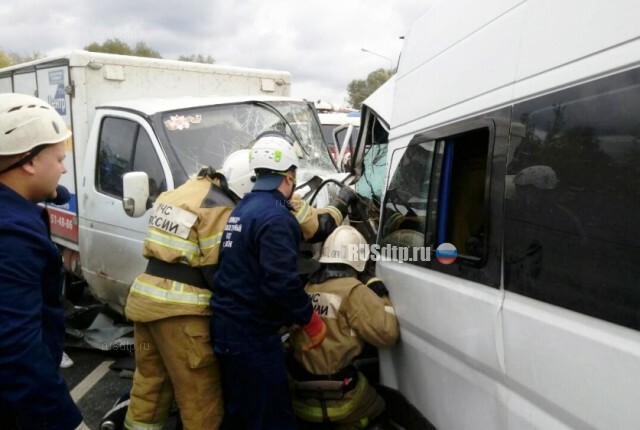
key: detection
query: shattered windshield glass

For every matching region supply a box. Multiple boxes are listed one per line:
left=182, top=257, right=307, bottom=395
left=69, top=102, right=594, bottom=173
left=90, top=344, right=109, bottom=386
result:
left=153, top=100, right=336, bottom=185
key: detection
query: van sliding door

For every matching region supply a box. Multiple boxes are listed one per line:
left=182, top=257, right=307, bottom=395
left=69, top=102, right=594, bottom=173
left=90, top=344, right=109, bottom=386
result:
left=376, top=107, right=511, bottom=429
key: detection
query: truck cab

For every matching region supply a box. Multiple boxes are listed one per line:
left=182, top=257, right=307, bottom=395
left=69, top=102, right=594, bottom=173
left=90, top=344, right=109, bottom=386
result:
left=80, top=96, right=339, bottom=315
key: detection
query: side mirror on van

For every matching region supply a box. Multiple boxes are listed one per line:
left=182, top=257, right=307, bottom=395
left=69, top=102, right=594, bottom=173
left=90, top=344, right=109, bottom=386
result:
left=122, top=171, right=151, bottom=218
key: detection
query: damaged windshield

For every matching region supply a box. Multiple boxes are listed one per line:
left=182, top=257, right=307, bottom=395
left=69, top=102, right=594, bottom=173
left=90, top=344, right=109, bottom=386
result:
left=153, top=100, right=336, bottom=186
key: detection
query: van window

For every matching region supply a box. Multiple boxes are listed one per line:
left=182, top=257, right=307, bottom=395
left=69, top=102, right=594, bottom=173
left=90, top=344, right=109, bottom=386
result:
left=436, top=128, right=490, bottom=260
left=380, top=141, right=435, bottom=254
left=505, top=68, right=640, bottom=331
left=380, top=124, right=498, bottom=286
left=357, top=143, right=387, bottom=203
left=132, top=130, right=167, bottom=201
left=97, top=117, right=166, bottom=200
left=97, top=118, right=136, bottom=197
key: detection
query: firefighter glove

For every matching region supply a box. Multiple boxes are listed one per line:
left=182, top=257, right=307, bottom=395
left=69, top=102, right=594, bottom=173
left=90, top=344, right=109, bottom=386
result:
left=302, top=310, right=327, bottom=350
left=336, top=186, right=358, bottom=206
left=366, top=277, right=389, bottom=298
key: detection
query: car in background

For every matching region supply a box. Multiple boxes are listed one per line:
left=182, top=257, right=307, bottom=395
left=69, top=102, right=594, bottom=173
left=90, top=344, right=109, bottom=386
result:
left=318, top=111, right=360, bottom=169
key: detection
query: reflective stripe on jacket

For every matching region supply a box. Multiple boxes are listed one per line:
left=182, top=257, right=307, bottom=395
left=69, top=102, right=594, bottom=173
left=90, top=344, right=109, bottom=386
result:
left=292, top=371, right=379, bottom=425
left=290, top=275, right=398, bottom=426
left=291, top=194, right=345, bottom=243
left=126, top=176, right=234, bottom=322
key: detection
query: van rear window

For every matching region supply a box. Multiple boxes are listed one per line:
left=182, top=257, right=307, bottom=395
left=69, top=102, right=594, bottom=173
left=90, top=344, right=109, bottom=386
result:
left=505, top=68, right=640, bottom=331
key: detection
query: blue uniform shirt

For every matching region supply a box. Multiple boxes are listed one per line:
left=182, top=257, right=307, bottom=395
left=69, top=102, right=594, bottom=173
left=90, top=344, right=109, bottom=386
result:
left=0, top=183, right=82, bottom=429
left=211, top=190, right=313, bottom=352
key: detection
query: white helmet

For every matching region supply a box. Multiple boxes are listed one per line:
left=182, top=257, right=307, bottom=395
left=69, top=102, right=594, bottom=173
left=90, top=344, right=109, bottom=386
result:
left=249, top=131, right=300, bottom=172
left=319, top=225, right=370, bottom=272
left=222, top=149, right=254, bottom=199
left=0, top=93, right=71, bottom=156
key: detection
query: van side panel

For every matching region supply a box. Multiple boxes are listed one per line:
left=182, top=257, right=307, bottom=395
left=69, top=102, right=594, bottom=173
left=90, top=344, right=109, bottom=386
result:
left=398, top=0, right=526, bottom=78
left=382, top=1, right=640, bottom=428
left=378, top=108, right=511, bottom=429
left=378, top=262, right=508, bottom=429
left=393, top=1, right=526, bottom=129
left=516, top=0, right=640, bottom=81
left=502, top=65, right=640, bottom=428
left=503, top=294, right=640, bottom=429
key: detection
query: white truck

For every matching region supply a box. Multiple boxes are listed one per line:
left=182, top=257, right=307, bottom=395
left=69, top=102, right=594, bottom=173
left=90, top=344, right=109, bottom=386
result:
left=0, top=51, right=342, bottom=315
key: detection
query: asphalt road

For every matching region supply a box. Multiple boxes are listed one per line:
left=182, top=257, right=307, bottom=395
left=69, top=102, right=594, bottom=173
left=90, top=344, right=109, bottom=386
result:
left=58, top=295, right=403, bottom=429
left=60, top=347, right=401, bottom=430
left=60, top=348, right=134, bottom=430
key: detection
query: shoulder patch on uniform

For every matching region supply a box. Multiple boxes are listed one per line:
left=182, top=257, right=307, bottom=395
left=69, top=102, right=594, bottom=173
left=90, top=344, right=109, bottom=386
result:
left=148, top=202, right=197, bottom=239
left=308, top=292, right=342, bottom=319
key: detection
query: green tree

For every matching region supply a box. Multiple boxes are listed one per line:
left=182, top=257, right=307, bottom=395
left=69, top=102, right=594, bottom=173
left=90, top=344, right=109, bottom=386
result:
left=0, top=49, right=10, bottom=68
left=178, top=54, right=215, bottom=64
left=85, top=38, right=132, bottom=55
left=346, top=68, right=394, bottom=109
left=132, top=41, right=162, bottom=59
left=0, top=48, right=43, bottom=68
left=85, top=38, right=161, bottom=58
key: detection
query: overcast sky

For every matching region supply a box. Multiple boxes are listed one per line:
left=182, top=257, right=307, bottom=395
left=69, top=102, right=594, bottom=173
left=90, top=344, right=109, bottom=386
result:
left=0, top=0, right=434, bottom=107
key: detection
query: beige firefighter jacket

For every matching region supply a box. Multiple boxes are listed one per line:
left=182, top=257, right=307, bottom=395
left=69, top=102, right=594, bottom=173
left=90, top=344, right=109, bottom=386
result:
left=126, top=182, right=342, bottom=322
left=293, top=276, right=399, bottom=375
left=125, top=175, right=234, bottom=322
left=291, top=194, right=344, bottom=242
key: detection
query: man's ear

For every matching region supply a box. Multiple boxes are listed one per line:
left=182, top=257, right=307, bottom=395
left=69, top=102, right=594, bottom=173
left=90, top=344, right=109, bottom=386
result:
left=21, top=158, right=37, bottom=175
left=285, top=172, right=295, bottom=183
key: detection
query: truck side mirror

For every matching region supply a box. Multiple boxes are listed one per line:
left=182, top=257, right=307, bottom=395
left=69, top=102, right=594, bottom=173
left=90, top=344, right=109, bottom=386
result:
left=122, top=172, right=150, bottom=217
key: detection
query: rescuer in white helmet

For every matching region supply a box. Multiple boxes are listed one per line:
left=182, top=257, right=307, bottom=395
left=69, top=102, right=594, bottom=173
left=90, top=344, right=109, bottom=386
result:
left=0, top=93, right=85, bottom=429
left=211, top=130, right=331, bottom=429
left=289, top=225, right=399, bottom=429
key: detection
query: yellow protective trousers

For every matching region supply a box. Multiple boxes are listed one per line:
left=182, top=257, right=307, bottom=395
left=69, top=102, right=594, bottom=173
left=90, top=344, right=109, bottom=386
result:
left=124, top=315, right=222, bottom=430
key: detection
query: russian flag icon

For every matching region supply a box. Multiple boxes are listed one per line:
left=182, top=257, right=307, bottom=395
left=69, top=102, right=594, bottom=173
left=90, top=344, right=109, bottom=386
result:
left=436, top=243, right=458, bottom=265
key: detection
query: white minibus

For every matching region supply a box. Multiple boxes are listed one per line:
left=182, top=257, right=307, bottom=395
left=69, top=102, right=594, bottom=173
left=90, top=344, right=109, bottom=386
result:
left=371, top=1, right=640, bottom=428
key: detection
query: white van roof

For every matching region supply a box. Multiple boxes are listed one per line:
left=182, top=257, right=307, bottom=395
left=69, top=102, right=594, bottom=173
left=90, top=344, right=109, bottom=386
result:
left=393, top=0, right=640, bottom=130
